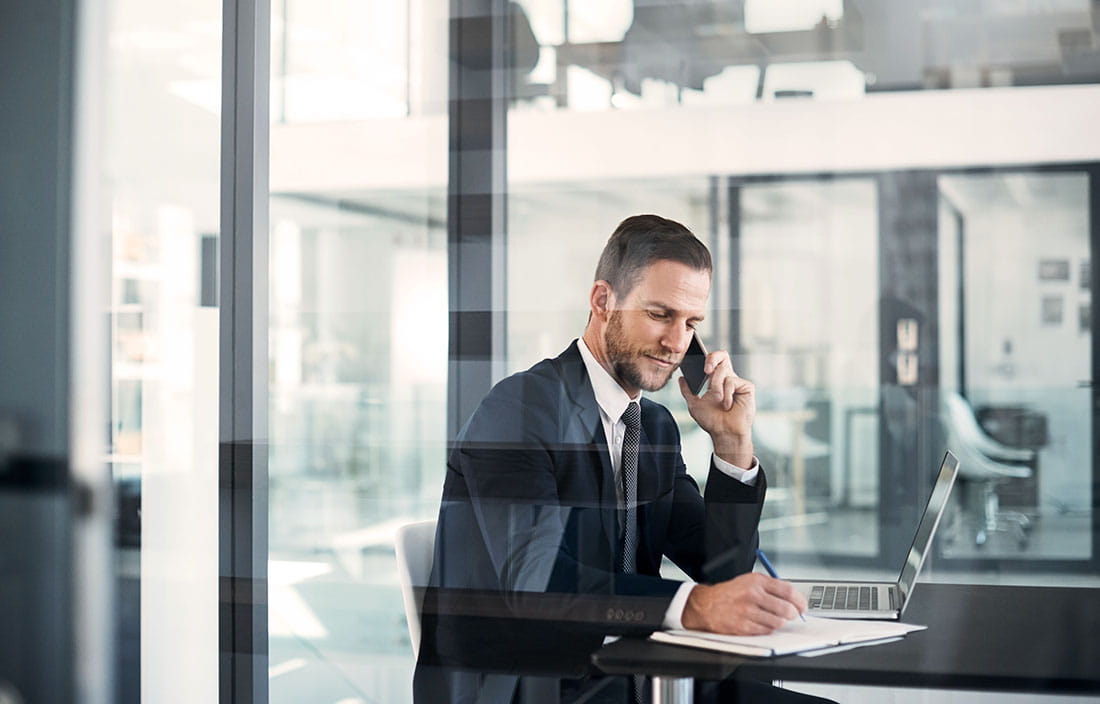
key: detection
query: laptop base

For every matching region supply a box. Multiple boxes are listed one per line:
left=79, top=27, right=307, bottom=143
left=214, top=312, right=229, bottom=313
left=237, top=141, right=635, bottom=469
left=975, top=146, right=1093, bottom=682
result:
left=792, top=581, right=900, bottom=621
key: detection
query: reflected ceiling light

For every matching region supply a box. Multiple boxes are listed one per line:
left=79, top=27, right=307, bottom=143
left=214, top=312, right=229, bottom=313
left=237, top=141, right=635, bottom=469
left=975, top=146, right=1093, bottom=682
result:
left=744, top=0, right=843, bottom=34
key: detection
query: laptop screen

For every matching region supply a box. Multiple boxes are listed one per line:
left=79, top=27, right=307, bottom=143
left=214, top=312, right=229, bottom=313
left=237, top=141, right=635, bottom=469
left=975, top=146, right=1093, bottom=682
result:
left=896, top=451, right=960, bottom=607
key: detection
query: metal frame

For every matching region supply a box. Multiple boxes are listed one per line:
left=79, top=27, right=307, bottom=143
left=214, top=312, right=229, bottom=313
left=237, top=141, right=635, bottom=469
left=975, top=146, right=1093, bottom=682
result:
left=71, top=0, right=114, bottom=700
left=218, top=0, right=270, bottom=701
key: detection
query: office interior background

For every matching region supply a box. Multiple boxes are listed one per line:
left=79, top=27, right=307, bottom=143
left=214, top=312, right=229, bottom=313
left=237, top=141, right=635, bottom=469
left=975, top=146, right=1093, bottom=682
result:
left=2, top=0, right=1099, bottom=702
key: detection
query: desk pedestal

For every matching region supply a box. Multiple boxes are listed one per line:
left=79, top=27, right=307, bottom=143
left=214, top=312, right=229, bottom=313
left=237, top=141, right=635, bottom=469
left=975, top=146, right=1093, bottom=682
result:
left=653, top=676, right=693, bottom=703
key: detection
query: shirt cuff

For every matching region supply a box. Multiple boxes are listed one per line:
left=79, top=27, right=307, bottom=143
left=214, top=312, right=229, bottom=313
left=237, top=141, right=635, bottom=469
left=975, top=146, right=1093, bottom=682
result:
left=661, top=581, right=697, bottom=630
left=711, top=453, right=760, bottom=486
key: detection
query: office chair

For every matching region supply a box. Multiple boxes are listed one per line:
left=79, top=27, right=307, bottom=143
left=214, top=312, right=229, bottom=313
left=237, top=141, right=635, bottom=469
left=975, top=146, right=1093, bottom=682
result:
left=394, top=519, right=437, bottom=655
left=942, top=392, right=1036, bottom=548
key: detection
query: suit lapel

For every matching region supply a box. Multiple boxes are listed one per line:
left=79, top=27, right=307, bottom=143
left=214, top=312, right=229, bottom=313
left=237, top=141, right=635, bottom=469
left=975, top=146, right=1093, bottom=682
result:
left=553, top=342, right=618, bottom=548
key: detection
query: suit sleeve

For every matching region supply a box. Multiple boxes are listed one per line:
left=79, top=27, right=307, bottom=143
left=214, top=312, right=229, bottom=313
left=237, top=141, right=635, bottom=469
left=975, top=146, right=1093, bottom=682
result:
left=701, top=464, right=766, bottom=581
left=656, top=407, right=766, bottom=584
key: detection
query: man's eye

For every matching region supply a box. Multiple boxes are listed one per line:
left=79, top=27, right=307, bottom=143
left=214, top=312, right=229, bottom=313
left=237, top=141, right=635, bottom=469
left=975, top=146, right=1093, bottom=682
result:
left=649, top=311, right=668, bottom=320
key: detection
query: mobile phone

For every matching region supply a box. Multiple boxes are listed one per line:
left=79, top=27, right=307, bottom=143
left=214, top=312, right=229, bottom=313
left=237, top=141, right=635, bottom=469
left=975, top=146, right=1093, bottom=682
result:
left=680, top=333, right=709, bottom=396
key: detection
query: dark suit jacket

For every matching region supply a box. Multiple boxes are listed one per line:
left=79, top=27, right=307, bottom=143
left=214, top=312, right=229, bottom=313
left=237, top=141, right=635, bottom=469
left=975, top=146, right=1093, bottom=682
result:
left=414, top=341, right=766, bottom=703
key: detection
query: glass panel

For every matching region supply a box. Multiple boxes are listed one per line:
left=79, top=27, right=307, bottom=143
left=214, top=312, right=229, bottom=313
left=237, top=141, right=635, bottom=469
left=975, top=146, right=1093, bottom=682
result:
left=938, top=171, right=1093, bottom=562
left=259, top=4, right=1100, bottom=704
left=267, top=195, right=446, bottom=701
left=103, top=0, right=222, bottom=700
left=511, top=0, right=1099, bottom=114
left=738, top=179, right=879, bottom=559
left=267, top=1, right=448, bottom=701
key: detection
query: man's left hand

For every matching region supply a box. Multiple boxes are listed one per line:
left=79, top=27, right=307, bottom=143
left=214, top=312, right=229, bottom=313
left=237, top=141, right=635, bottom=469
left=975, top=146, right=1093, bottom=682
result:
left=678, top=349, right=755, bottom=467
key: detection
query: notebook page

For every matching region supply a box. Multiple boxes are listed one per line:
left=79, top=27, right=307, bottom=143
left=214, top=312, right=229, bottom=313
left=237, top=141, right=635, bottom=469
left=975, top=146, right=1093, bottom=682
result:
left=657, top=616, right=925, bottom=656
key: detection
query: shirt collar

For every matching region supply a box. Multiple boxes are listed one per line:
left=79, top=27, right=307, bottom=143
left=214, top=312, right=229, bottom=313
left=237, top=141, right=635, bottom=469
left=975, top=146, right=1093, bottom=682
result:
left=577, top=337, right=639, bottom=424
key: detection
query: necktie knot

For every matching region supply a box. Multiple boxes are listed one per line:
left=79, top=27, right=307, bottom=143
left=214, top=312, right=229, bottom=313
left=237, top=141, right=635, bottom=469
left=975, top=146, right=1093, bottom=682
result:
left=621, top=401, right=641, bottom=431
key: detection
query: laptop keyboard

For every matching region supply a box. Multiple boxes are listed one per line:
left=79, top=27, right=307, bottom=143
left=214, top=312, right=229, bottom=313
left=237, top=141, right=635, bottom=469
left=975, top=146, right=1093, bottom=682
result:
left=809, top=585, right=879, bottom=611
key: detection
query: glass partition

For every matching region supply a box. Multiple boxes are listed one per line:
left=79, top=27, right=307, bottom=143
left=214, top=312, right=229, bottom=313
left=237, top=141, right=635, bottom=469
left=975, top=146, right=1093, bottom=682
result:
left=83, top=1, right=1100, bottom=703
left=265, top=193, right=446, bottom=702
left=103, top=0, right=223, bottom=700
left=738, top=178, right=879, bottom=559
left=266, top=0, right=448, bottom=700
left=938, top=170, right=1093, bottom=563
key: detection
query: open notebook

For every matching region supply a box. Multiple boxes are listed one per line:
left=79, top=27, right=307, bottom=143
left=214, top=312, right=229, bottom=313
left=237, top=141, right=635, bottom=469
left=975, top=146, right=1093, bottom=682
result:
left=650, top=616, right=925, bottom=657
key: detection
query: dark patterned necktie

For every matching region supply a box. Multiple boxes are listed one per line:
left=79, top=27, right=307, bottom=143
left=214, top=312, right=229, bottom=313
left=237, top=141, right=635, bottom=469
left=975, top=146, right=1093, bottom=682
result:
left=619, top=402, right=645, bottom=703
left=619, top=401, right=641, bottom=574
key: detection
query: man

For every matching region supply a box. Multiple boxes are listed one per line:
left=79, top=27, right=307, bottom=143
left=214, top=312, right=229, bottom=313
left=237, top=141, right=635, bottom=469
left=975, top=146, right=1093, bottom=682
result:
left=415, top=215, right=823, bottom=703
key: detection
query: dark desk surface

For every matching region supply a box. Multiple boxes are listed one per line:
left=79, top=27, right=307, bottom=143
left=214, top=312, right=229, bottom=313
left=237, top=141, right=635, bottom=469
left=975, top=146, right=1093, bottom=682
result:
left=594, top=583, right=1100, bottom=694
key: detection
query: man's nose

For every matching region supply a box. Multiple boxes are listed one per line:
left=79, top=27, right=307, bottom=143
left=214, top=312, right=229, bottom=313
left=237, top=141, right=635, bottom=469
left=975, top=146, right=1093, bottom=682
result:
left=664, top=326, right=692, bottom=354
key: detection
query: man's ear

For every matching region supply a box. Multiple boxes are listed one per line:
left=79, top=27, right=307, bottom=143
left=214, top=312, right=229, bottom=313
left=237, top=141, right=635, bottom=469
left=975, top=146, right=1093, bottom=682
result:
left=589, top=280, right=615, bottom=321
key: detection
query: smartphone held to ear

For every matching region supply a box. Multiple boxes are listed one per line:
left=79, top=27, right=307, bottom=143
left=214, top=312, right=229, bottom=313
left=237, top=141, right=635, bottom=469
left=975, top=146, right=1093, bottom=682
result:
left=680, top=333, right=709, bottom=395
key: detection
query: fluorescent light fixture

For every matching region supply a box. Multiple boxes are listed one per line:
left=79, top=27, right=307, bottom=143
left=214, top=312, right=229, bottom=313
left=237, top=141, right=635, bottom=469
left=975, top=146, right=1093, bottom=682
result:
left=745, top=0, right=843, bottom=34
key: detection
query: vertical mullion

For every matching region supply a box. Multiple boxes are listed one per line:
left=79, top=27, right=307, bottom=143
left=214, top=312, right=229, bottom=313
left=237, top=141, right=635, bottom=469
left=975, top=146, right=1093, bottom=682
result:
left=447, top=0, right=508, bottom=440
left=71, top=0, right=114, bottom=699
left=219, top=0, right=270, bottom=702
left=726, top=180, right=742, bottom=363
left=1089, top=165, right=1100, bottom=573
left=876, top=171, right=940, bottom=567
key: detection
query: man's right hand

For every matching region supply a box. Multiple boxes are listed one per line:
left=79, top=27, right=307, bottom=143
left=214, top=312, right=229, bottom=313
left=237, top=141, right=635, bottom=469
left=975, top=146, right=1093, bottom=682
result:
left=680, top=573, right=807, bottom=635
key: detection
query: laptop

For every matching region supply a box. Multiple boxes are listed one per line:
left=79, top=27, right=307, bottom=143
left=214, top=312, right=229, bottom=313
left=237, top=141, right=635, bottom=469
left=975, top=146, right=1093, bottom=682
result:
left=791, top=450, right=960, bottom=620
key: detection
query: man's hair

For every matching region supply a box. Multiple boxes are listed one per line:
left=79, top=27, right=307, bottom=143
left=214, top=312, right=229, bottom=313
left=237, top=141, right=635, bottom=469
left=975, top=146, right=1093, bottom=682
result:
left=594, top=214, right=712, bottom=296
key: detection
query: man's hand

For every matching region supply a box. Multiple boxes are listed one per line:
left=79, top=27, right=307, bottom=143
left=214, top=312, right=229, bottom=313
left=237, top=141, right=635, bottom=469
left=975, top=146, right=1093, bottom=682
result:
left=678, top=349, right=755, bottom=467
left=680, top=573, right=808, bottom=635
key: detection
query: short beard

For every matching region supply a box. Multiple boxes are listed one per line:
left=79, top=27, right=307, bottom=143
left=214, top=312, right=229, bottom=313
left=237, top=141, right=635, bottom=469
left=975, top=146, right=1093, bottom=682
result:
left=605, top=310, right=676, bottom=392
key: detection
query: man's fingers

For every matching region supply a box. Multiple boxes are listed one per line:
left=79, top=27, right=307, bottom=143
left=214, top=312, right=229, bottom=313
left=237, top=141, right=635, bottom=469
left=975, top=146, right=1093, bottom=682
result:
left=723, top=375, right=735, bottom=410
left=764, top=593, right=803, bottom=621
left=756, top=605, right=792, bottom=630
left=703, top=350, right=729, bottom=375
left=763, top=578, right=809, bottom=611
left=759, top=579, right=808, bottom=617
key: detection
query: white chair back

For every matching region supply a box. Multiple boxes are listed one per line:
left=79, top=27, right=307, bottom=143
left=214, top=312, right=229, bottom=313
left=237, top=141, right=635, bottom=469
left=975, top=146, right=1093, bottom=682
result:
left=394, top=519, right=437, bottom=656
left=942, top=393, right=1031, bottom=479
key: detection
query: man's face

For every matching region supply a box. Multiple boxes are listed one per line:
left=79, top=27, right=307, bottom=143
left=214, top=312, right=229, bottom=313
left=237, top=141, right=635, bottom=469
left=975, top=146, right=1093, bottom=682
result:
left=603, top=260, right=710, bottom=395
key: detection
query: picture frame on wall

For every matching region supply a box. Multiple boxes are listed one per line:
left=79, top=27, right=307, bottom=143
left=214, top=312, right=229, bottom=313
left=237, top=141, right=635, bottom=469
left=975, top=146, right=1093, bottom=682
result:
left=1041, top=295, right=1064, bottom=325
left=1039, top=259, right=1070, bottom=282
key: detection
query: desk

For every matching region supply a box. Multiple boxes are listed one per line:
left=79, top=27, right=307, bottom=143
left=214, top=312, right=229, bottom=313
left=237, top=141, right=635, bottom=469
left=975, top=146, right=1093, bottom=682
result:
left=594, top=583, right=1100, bottom=703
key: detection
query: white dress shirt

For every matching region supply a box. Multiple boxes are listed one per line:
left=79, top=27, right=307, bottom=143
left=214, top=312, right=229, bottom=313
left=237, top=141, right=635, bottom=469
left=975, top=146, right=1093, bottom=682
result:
left=576, top=338, right=759, bottom=629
